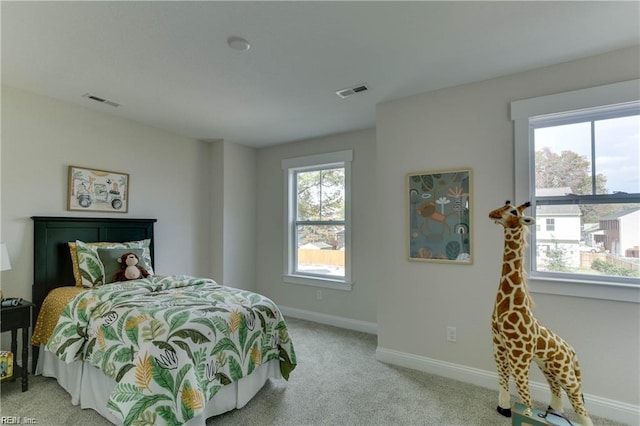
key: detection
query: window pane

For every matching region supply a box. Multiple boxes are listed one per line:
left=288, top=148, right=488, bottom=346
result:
left=534, top=203, right=640, bottom=278
left=296, top=170, right=321, bottom=220
left=320, top=168, right=345, bottom=220
left=534, top=122, right=592, bottom=195
left=594, top=115, right=640, bottom=194
left=546, top=218, right=555, bottom=231
left=296, top=168, right=345, bottom=221
left=296, top=224, right=345, bottom=277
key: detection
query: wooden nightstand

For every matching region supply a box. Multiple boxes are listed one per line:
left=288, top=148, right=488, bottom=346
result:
left=1, top=301, right=34, bottom=391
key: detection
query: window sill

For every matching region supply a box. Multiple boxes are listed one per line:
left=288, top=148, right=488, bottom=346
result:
left=528, top=275, right=639, bottom=303
left=283, top=274, right=353, bottom=291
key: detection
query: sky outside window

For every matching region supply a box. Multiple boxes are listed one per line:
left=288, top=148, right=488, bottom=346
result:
left=534, top=114, right=639, bottom=194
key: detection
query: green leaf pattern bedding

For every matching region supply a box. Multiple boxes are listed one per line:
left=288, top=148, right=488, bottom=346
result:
left=46, top=275, right=297, bottom=426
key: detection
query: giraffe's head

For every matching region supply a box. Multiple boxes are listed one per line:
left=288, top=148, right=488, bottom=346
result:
left=488, top=200, right=535, bottom=229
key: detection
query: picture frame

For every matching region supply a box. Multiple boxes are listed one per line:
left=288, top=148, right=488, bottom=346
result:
left=407, top=168, right=472, bottom=264
left=68, top=166, right=129, bottom=213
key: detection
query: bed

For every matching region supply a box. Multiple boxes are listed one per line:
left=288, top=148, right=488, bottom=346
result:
left=31, top=216, right=296, bottom=426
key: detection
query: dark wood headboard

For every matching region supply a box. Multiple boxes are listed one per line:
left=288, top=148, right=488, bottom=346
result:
left=31, top=216, right=156, bottom=370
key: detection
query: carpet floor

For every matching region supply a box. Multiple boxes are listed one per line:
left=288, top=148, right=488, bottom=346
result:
left=0, top=317, right=626, bottom=425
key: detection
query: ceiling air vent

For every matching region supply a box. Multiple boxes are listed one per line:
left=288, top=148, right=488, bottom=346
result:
left=82, top=93, right=120, bottom=108
left=336, top=84, right=369, bottom=99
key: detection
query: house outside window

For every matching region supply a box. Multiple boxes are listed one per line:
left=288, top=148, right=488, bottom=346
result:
left=512, top=80, right=640, bottom=302
left=282, top=150, right=352, bottom=290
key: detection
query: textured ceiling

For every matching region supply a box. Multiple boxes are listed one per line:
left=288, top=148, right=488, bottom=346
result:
left=2, top=1, right=639, bottom=147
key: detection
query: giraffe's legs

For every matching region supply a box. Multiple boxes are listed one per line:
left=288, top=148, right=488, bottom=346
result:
left=539, top=347, right=593, bottom=426
left=501, top=311, right=536, bottom=416
left=565, top=387, right=593, bottom=426
left=509, top=353, right=534, bottom=416
left=545, top=374, right=564, bottom=413
left=562, top=363, right=593, bottom=426
left=535, top=359, right=564, bottom=413
left=493, top=333, right=511, bottom=417
left=568, top=356, right=593, bottom=426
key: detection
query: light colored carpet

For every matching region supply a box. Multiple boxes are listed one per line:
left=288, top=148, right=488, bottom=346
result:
left=0, top=317, right=626, bottom=425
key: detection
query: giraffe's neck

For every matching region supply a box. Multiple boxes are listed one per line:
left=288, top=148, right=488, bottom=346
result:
left=494, top=227, right=532, bottom=316
left=502, top=227, right=526, bottom=275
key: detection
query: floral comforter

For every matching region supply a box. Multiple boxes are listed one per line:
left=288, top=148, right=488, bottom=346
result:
left=46, top=275, right=296, bottom=426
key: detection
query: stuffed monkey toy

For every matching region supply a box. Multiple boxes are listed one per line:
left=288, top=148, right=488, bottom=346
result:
left=113, top=252, right=150, bottom=282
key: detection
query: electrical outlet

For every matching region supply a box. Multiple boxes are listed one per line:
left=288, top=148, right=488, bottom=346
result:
left=447, top=326, right=457, bottom=342
left=316, top=290, right=323, bottom=300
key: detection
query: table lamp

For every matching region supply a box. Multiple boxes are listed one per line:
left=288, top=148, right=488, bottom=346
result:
left=0, top=243, right=11, bottom=300
left=0, top=243, right=11, bottom=272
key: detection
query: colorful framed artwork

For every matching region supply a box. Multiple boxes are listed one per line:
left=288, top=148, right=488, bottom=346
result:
left=68, top=166, right=129, bottom=213
left=407, top=168, right=472, bottom=264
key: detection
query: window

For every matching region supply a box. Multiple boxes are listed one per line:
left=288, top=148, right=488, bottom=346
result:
left=282, top=150, right=352, bottom=290
left=545, top=218, right=555, bottom=232
left=512, top=80, right=640, bottom=302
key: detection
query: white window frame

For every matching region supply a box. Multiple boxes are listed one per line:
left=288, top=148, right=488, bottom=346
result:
left=511, top=79, right=640, bottom=303
left=282, top=150, right=353, bottom=291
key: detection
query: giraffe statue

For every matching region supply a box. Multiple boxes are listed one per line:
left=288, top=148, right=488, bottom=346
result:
left=489, top=200, right=593, bottom=426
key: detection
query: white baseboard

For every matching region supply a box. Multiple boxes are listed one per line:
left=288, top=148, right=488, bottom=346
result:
left=279, top=306, right=378, bottom=335
left=376, top=346, right=640, bottom=426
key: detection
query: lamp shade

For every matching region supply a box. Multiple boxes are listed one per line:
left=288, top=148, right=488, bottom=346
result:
left=0, top=243, right=12, bottom=271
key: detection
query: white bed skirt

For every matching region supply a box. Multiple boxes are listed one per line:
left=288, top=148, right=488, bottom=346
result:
left=37, top=346, right=281, bottom=425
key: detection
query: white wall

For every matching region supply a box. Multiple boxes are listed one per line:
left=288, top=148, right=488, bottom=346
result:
left=255, top=128, right=377, bottom=327
left=621, top=210, right=640, bottom=256
left=537, top=216, right=581, bottom=242
left=209, top=141, right=225, bottom=283
left=375, top=45, right=640, bottom=421
left=0, top=85, right=213, bottom=310
left=219, top=140, right=257, bottom=291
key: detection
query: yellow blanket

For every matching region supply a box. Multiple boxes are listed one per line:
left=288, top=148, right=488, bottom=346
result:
left=31, top=286, right=85, bottom=346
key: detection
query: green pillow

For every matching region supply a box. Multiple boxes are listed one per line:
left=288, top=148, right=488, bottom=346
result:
left=75, top=240, right=107, bottom=287
left=97, top=247, right=149, bottom=284
left=75, top=239, right=154, bottom=288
